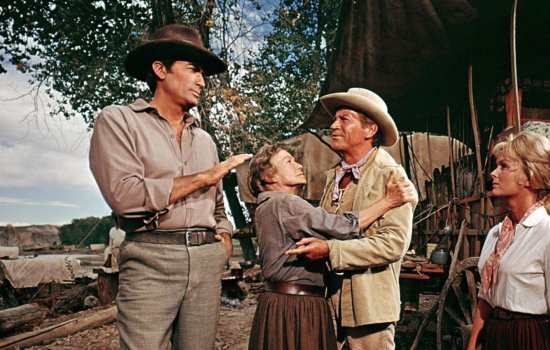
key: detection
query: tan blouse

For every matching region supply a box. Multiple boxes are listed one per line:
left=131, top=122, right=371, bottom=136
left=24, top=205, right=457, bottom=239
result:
left=89, top=99, right=232, bottom=234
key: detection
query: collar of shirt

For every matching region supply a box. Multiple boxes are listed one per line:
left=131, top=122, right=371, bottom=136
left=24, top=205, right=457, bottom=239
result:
left=521, top=205, right=547, bottom=227
left=128, top=98, right=197, bottom=127
left=331, top=147, right=377, bottom=201
left=257, top=190, right=288, bottom=205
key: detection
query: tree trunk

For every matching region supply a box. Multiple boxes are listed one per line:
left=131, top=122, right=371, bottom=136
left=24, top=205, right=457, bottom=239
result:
left=0, top=306, right=116, bottom=350
left=150, top=0, right=174, bottom=32
left=0, top=303, right=47, bottom=334
left=49, top=281, right=99, bottom=316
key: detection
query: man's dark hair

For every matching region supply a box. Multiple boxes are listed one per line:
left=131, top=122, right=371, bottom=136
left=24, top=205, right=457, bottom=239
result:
left=248, top=143, right=291, bottom=197
left=145, top=60, right=176, bottom=93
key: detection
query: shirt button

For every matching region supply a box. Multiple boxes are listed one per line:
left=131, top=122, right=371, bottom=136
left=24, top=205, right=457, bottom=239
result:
left=170, top=135, right=174, bottom=138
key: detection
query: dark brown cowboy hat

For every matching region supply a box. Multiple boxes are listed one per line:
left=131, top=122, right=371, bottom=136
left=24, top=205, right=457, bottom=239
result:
left=125, top=24, right=227, bottom=81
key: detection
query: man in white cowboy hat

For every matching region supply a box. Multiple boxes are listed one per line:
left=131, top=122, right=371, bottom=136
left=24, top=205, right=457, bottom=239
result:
left=286, top=88, right=418, bottom=349
left=89, top=24, right=251, bottom=350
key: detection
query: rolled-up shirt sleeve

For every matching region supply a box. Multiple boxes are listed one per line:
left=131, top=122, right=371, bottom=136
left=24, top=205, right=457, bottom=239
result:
left=90, top=106, right=172, bottom=220
left=91, top=101, right=234, bottom=232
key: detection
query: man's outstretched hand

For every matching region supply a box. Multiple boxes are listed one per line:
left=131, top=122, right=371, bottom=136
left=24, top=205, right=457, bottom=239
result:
left=204, top=154, right=253, bottom=186
left=285, top=237, right=329, bottom=261
left=169, top=153, right=252, bottom=204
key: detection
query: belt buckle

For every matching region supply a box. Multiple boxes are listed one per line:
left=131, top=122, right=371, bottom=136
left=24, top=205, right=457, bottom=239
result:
left=185, top=231, right=200, bottom=246
left=185, top=231, right=194, bottom=246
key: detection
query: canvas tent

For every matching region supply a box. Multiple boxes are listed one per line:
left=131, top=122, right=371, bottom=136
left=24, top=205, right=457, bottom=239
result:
left=0, top=225, right=61, bottom=250
left=234, top=0, right=548, bottom=224
left=0, top=255, right=80, bottom=289
left=236, top=132, right=471, bottom=203
left=302, top=0, right=550, bottom=141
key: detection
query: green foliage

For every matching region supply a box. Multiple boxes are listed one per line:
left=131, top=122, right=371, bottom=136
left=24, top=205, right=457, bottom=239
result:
left=0, top=0, right=341, bottom=156
left=224, top=0, right=341, bottom=154
left=0, top=0, right=151, bottom=128
left=59, top=215, right=115, bottom=246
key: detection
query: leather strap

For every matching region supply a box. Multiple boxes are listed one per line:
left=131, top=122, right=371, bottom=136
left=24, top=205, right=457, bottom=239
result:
left=265, top=282, right=325, bottom=297
left=493, top=307, right=550, bottom=320
left=125, top=229, right=217, bottom=246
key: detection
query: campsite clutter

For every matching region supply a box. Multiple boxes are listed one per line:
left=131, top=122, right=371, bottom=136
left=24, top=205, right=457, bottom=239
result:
left=295, top=1, right=550, bottom=349
left=0, top=222, right=263, bottom=350
left=1, top=1, right=549, bottom=349
left=0, top=225, right=109, bottom=338
left=1, top=219, right=434, bottom=350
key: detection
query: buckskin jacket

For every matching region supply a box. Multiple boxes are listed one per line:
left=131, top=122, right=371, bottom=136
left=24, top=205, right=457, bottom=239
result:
left=320, top=148, right=418, bottom=327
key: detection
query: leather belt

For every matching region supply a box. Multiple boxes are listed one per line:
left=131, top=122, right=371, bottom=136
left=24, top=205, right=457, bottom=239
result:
left=492, top=307, right=550, bottom=320
left=125, top=229, right=217, bottom=246
left=265, top=282, right=325, bottom=297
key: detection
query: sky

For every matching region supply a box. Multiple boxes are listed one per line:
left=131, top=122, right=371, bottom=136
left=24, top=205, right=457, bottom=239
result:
left=0, top=3, right=277, bottom=227
left=0, top=66, right=111, bottom=226
left=0, top=66, right=241, bottom=228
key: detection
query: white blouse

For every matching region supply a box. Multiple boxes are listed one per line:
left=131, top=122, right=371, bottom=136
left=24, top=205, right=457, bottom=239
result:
left=478, top=206, right=550, bottom=315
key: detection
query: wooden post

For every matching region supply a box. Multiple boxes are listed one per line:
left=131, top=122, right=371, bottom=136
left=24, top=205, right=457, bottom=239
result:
left=0, top=303, right=47, bottom=334
left=468, top=64, right=486, bottom=230
left=96, top=270, right=119, bottom=305
left=510, top=0, right=521, bottom=132
left=446, top=106, right=457, bottom=202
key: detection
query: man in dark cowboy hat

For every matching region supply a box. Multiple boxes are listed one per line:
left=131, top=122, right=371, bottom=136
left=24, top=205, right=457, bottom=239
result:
left=287, top=88, right=418, bottom=349
left=89, top=24, right=251, bottom=350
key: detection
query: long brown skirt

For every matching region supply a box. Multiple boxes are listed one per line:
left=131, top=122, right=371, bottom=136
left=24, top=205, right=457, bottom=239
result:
left=482, top=316, right=550, bottom=350
left=248, top=291, right=337, bottom=350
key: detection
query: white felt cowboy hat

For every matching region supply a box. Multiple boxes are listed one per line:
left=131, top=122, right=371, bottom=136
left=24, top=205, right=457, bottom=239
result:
left=320, top=88, right=399, bottom=146
left=125, top=24, right=227, bottom=81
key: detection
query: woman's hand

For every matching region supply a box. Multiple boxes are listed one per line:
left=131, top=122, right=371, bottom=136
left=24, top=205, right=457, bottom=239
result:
left=385, top=171, right=414, bottom=208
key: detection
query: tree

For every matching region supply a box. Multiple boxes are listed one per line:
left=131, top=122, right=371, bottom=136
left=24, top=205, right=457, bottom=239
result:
left=216, top=0, right=341, bottom=154
left=59, top=215, right=115, bottom=246
left=0, top=0, right=151, bottom=127
left=0, top=0, right=341, bottom=157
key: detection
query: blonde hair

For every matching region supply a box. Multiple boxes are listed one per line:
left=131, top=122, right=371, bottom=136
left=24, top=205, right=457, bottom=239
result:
left=492, top=131, right=550, bottom=210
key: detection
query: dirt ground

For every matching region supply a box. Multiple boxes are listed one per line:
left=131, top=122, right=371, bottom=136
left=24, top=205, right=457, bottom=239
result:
left=25, top=296, right=257, bottom=350
left=21, top=285, right=437, bottom=350
left=15, top=243, right=437, bottom=349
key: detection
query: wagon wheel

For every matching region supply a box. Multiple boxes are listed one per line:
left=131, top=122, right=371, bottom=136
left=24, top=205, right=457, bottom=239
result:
left=436, top=257, right=480, bottom=350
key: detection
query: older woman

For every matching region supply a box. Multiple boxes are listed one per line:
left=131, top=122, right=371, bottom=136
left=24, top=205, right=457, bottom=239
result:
left=467, top=131, right=550, bottom=350
left=247, top=143, right=414, bottom=350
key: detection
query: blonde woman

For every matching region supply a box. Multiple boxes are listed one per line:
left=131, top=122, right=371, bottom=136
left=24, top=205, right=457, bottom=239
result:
left=468, top=131, right=550, bottom=350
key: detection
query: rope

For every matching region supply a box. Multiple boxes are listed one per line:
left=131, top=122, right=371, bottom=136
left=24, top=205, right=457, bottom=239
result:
left=76, top=219, right=102, bottom=248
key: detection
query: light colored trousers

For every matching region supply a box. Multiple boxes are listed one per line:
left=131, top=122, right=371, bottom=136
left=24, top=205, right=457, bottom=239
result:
left=117, top=240, right=229, bottom=350
left=338, top=323, right=395, bottom=350
left=329, top=291, right=396, bottom=350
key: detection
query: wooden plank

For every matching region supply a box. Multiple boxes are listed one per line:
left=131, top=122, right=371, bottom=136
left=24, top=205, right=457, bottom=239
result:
left=0, top=306, right=116, bottom=350
left=421, top=266, right=446, bottom=274
left=400, top=273, right=430, bottom=280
